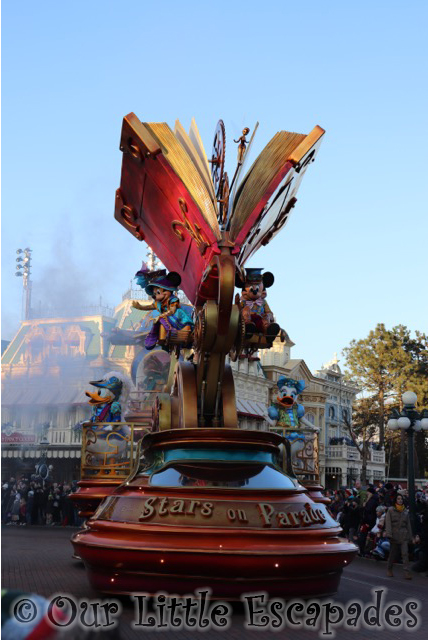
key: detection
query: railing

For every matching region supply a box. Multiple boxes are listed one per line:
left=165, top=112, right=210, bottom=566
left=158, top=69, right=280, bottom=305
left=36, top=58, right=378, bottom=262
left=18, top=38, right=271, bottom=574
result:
left=30, top=304, right=115, bottom=319
left=122, top=287, right=147, bottom=301
left=80, top=421, right=150, bottom=480
left=371, top=451, right=385, bottom=464
left=326, top=444, right=385, bottom=464
left=49, top=430, right=82, bottom=445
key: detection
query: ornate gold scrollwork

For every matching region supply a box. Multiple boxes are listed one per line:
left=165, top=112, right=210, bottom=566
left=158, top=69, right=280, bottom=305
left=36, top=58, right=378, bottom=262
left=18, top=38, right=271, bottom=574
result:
left=171, top=198, right=210, bottom=255
left=126, top=137, right=144, bottom=162
left=116, top=189, right=144, bottom=241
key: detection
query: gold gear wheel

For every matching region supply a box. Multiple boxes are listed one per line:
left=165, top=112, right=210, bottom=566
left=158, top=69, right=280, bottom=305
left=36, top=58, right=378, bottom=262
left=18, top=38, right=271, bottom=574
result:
left=193, top=309, right=206, bottom=353
left=229, top=311, right=246, bottom=362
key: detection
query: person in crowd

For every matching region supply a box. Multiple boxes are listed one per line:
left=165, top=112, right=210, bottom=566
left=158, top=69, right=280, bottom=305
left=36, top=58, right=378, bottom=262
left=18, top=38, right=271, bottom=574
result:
left=385, top=493, right=413, bottom=579
left=10, top=490, right=21, bottom=525
left=19, top=497, right=27, bottom=525
left=383, top=482, right=395, bottom=507
left=415, top=491, right=426, bottom=535
left=372, top=531, right=391, bottom=561
left=45, top=487, right=55, bottom=525
left=51, top=486, right=62, bottom=525
left=25, top=489, right=34, bottom=525
left=329, top=492, right=345, bottom=521
left=371, top=505, right=387, bottom=534
left=61, top=484, right=76, bottom=526
left=341, top=496, right=361, bottom=543
left=32, top=483, right=45, bottom=525
left=411, top=499, right=428, bottom=575
left=357, top=486, right=379, bottom=555
left=4, top=487, right=17, bottom=525
left=354, top=479, right=367, bottom=506
left=377, top=488, right=387, bottom=507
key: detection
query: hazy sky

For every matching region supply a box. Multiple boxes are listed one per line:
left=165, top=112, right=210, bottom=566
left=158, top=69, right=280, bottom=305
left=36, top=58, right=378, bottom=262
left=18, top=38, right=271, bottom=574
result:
left=2, top=0, right=427, bottom=372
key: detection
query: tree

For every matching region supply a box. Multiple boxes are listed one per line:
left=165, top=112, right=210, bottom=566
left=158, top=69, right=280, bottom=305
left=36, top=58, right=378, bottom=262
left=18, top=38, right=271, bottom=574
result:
left=343, top=324, right=428, bottom=476
left=384, top=328, right=428, bottom=477
left=343, top=324, right=397, bottom=447
left=343, top=396, right=378, bottom=485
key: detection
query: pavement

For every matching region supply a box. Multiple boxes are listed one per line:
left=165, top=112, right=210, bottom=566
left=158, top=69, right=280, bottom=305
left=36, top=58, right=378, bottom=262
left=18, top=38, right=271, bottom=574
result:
left=2, top=525, right=428, bottom=639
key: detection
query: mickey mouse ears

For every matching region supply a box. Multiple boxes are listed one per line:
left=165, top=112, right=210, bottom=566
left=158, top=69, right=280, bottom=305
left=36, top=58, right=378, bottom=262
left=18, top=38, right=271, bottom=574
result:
left=235, top=268, right=275, bottom=289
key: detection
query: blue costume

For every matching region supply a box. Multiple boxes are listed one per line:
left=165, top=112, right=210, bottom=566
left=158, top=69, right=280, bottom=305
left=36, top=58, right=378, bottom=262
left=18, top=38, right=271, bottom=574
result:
left=90, top=401, right=121, bottom=423
left=268, top=377, right=307, bottom=451
left=132, top=265, right=194, bottom=351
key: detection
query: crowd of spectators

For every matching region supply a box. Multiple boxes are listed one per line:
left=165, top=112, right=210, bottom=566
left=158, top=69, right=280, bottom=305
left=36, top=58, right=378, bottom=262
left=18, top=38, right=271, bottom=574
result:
left=326, top=480, right=428, bottom=578
left=1, top=475, right=83, bottom=527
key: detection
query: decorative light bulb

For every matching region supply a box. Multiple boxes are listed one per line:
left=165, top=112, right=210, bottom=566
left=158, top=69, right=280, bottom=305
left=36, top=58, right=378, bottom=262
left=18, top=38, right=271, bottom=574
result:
left=398, top=417, right=411, bottom=429
left=402, top=391, right=417, bottom=407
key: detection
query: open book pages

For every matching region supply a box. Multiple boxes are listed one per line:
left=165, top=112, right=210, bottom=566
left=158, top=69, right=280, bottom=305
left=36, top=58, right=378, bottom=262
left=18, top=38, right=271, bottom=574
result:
left=174, top=119, right=217, bottom=204
left=144, top=122, right=221, bottom=240
left=228, top=130, right=306, bottom=241
left=189, top=118, right=212, bottom=181
left=189, top=118, right=213, bottom=192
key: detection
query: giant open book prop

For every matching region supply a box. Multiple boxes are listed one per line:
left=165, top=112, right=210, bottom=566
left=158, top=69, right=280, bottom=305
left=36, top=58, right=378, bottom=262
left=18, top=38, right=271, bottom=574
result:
left=115, top=114, right=324, bottom=305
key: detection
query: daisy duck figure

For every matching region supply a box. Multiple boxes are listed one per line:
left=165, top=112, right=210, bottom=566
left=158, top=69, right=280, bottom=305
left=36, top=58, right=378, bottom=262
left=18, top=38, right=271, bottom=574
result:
left=268, top=376, right=318, bottom=459
left=131, top=263, right=194, bottom=351
left=237, top=268, right=280, bottom=342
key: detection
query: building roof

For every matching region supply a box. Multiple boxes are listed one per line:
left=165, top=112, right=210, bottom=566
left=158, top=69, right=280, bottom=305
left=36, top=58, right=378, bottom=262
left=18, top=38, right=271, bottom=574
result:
left=236, top=398, right=268, bottom=419
left=1, top=316, right=116, bottom=366
left=1, top=383, right=88, bottom=406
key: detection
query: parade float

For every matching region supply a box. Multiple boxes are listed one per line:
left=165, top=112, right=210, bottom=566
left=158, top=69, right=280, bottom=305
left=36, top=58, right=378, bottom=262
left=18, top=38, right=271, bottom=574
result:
left=71, top=115, right=356, bottom=598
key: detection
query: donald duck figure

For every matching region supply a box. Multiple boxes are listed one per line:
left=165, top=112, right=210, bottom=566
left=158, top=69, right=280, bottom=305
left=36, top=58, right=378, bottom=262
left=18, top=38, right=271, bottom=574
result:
left=84, top=371, right=133, bottom=469
left=85, top=373, right=126, bottom=422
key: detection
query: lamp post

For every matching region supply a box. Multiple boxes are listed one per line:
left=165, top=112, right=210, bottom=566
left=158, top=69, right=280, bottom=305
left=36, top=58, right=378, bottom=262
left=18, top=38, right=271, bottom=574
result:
left=387, top=391, right=428, bottom=533
left=15, top=248, right=32, bottom=320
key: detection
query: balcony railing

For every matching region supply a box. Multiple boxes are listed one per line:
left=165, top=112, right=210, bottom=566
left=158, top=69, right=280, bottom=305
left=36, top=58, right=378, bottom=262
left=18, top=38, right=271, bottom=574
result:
left=326, top=444, right=385, bottom=464
left=50, top=430, right=82, bottom=445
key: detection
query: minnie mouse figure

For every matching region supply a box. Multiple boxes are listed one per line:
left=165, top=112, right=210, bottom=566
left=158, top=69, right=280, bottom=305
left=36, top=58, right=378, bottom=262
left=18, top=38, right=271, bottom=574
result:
left=132, top=264, right=194, bottom=350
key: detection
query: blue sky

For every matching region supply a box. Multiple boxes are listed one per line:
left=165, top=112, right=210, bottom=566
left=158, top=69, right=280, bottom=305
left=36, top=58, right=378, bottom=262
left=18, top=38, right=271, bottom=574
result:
left=2, top=0, right=427, bottom=372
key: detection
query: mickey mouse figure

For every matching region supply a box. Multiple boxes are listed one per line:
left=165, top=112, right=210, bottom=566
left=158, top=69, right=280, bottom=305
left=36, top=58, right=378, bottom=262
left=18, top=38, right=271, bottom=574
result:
left=237, top=268, right=280, bottom=342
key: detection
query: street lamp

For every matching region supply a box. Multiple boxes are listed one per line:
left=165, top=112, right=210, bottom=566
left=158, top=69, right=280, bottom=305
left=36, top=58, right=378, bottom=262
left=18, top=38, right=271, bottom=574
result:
left=387, top=391, right=428, bottom=533
left=15, top=248, right=32, bottom=320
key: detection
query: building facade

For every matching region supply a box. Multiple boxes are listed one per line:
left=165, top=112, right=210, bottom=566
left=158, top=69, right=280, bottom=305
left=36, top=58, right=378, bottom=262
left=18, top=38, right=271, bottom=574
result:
left=2, top=294, right=385, bottom=486
left=314, top=355, right=385, bottom=488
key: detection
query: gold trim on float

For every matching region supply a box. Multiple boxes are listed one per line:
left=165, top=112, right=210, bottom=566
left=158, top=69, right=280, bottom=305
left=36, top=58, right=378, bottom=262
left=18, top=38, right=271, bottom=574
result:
left=75, top=541, right=352, bottom=555
left=113, top=485, right=309, bottom=495
left=95, top=521, right=343, bottom=533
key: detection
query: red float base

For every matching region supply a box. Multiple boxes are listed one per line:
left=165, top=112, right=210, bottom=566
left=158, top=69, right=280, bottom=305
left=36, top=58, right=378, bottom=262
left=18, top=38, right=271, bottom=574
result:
left=71, top=429, right=356, bottom=598
left=303, top=483, right=332, bottom=506
left=70, top=478, right=122, bottom=519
